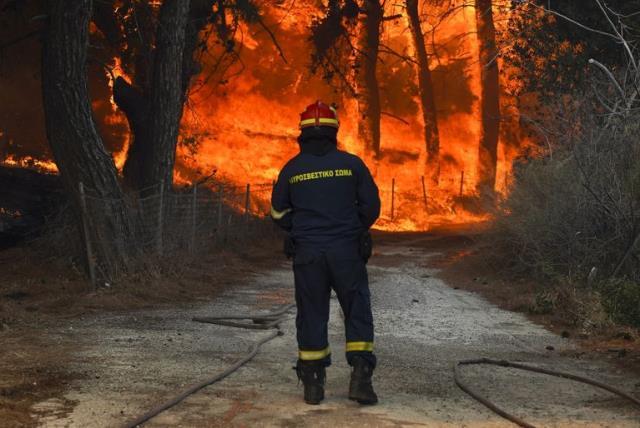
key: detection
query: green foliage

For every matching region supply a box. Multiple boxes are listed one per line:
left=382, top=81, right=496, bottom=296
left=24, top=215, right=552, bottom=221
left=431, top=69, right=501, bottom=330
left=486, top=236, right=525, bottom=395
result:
left=493, top=100, right=640, bottom=281
left=504, top=0, right=640, bottom=101
left=492, top=84, right=640, bottom=325
left=495, top=2, right=640, bottom=324
left=530, top=291, right=555, bottom=315
left=600, top=279, right=640, bottom=328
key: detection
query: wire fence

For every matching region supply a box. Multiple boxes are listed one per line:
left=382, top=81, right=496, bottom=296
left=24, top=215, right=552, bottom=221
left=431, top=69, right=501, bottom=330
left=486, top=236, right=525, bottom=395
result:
left=79, top=181, right=280, bottom=286
left=78, top=170, right=492, bottom=285
left=375, top=171, right=491, bottom=222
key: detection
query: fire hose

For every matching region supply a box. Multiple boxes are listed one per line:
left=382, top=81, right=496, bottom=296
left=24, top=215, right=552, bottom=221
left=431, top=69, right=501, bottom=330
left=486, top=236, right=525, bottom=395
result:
left=123, top=302, right=640, bottom=427
left=454, top=357, right=640, bottom=428
left=123, top=303, right=295, bottom=428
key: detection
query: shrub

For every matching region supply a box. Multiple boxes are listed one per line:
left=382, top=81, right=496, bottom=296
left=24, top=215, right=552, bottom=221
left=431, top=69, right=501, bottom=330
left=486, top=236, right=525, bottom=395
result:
left=492, top=46, right=640, bottom=326
left=494, top=108, right=640, bottom=283
left=600, top=279, right=640, bottom=328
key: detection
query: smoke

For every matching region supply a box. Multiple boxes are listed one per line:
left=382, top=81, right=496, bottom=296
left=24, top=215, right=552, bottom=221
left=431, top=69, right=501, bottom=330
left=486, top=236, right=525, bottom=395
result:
left=2, top=0, right=530, bottom=230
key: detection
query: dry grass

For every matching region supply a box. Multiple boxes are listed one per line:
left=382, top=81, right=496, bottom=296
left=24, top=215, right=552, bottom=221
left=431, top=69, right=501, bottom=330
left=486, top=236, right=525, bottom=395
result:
left=0, top=201, right=284, bottom=427
left=489, top=84, right=640, bottom=327
left=0, top=214, right=284, bottom=328
left=434, top=234, right=640, bottom=376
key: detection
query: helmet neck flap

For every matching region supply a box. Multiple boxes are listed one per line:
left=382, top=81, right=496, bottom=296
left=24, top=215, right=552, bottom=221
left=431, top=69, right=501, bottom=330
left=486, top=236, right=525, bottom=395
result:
left=297, top=126, right=338, bottom=156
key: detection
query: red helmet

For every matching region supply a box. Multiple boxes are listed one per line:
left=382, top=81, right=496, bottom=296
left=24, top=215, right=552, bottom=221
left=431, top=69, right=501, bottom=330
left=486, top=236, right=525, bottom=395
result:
left=299, top=100, right=339, bottom=129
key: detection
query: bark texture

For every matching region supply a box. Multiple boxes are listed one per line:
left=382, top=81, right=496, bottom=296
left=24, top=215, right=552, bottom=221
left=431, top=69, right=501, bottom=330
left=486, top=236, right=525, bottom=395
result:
left=42, top=0, right=123, bottom=199
left=355, top=0, right=383, bottom=170
left=41, top=0, right=131, bottom=268
left=475, top=0, right=500, bottom=196
left=117, top=0, right=195, bottom=192
left=406, top=0, right=440, bottom=185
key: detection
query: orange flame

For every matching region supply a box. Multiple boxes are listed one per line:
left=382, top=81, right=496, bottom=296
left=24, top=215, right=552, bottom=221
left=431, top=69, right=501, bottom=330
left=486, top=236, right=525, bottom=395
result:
left=8, top=1, right=529, bottom=232
left=1, top=154, right=58, bottom=174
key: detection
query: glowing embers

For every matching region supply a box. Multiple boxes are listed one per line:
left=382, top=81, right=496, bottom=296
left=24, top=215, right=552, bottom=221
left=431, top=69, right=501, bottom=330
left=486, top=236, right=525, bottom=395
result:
left=102, top=56, right=131, bottom=171
left=7, top=0, right=524, bottom=233
left=1, top=155, right=58, bottom=174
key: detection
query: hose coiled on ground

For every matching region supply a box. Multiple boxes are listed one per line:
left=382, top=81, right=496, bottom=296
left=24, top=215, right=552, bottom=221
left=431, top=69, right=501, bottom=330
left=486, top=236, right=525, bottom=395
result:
left=454, top=357, right=640, bottom=428
left=124, top=305, right=640, bottom=427
left=123, top=303, right=295, bottom=428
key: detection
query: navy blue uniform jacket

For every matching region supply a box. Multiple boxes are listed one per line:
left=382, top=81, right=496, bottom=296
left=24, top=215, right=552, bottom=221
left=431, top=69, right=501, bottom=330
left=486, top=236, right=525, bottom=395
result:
left=271, top=144, right=380, bottom=249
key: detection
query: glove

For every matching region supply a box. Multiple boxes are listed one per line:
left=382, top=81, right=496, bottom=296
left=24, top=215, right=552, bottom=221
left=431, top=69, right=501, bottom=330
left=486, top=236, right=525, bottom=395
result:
left=359, top=231, right=373, bottom=263
left=284, top=234, right=295, bottom=259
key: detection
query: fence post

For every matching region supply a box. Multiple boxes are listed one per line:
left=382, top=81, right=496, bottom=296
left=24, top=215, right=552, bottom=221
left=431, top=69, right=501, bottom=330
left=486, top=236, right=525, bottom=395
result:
left=244, top=183, right=251, bottom=226
left=421, top=176, right=428, bottom=211
left=78, top=182, right=96, bottom=288
left=391, top=178, right=395, bottom=220
left=156, top=180, right=164, bottom=255
left=190, top=184, right=198, bottom=253
left=217, top=187, right=224, bottom=228
left=459, top=171, right=464, bottom=197
left=216, top=186, right=224, bottom=242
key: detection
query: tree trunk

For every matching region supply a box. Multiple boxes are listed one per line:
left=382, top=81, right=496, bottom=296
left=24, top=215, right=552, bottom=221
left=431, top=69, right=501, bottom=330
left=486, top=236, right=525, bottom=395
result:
left=181, top=0, right=216, bottom=97
left=406, top=0, right=440, bottom=185
left=355, top=0, right=383, bottom=171
left=117, top=0, right=209, bottom=193
left=475, top=0, right=500, bottom=197
left=42, top=0, right=131, bottom=271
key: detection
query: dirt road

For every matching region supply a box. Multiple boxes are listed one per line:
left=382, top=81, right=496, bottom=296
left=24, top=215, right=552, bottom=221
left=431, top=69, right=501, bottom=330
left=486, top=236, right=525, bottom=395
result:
left=29, top=234, right=640, bottom=426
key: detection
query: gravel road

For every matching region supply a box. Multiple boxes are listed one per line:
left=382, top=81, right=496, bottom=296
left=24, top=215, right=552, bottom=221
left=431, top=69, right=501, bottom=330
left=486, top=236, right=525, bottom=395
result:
left=32, top=235, right=640, bottom=427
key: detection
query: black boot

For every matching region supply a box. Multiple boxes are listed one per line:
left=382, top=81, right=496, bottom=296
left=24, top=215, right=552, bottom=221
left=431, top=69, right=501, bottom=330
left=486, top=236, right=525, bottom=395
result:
left=295, top=361, right=326, bottom=405
left=348, top=356, right=378, bottom=405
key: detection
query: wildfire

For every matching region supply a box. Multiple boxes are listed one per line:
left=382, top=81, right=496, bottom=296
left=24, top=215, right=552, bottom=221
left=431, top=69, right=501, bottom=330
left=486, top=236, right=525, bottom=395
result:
left=105, top=56, right=132, bottom=170
left=6, top=1, right=528, bottom=232
left=1, top=155, right=58, bottom=174
left=175, top=1, right=519, bottom=230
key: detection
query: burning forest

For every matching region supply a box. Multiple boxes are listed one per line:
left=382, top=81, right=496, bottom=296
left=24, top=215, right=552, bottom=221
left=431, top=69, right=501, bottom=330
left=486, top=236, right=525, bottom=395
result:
left=2, top=0, right=640, bottom=285
left=2, top=0, right=531, bottom=234
left=2, top=2, right=640, bottom=426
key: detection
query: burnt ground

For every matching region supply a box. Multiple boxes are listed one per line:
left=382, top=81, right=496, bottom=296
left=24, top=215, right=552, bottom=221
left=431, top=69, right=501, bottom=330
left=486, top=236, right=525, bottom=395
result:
left=0, top=241, right=280, bottom=427
left=1, top=228, right=640, bottom=427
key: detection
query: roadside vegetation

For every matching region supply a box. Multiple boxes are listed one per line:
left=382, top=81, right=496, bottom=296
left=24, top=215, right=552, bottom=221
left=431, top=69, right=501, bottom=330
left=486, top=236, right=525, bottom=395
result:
left=492, top=1, right=640, bottom=329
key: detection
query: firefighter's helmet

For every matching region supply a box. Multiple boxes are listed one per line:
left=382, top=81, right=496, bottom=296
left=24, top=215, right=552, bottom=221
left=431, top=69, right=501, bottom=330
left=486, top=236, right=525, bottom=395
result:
left=299, top=101, right=339, bottom=129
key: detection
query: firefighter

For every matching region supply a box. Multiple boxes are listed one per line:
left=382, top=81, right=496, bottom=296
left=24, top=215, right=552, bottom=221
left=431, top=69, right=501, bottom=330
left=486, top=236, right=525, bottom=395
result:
left=270, top=101, right=381, bottom=405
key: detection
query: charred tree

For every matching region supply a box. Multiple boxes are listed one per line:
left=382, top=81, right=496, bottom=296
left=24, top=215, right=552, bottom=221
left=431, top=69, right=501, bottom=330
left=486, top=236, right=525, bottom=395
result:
left=94, top=1, right=268, bottom=192
left=308, top=0, right=384, bottom=169
left=475, top=0, right=500, bottom=197
left=41, top=0, right=131, bottom=267
left=406, top=0, right=440, bottom=185
left=355, top=0, right=383, bottom=169
left=113, top=0, right=193, bottom=192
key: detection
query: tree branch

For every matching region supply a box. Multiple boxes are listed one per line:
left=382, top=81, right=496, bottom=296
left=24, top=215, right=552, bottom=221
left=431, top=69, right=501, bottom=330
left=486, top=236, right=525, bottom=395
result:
left=379, top=43, right=418, bottom=65
left=588, top=58, right=625, bottom=102
left=256, top=17, right=288, bottom=64
left=381, top=111, right=410, bottom=125
left=382, top=14, right=403, bottom=21
left=519, top=0, right=619, bottom=41
left=594, top=0, right=637, bottom=71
